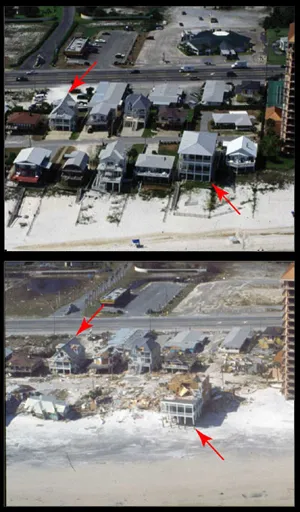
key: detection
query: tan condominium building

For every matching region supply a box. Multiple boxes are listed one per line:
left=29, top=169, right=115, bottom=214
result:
left=281, top=262, right=295, bottom=399
left=280, top=22, right=295, bottom=154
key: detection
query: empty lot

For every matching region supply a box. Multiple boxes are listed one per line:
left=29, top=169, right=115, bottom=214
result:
left=126, top=282, right=185, bottom=315
left=5, top=22, right=54, bottom=67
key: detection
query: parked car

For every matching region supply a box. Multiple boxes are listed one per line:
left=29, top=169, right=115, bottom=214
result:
left=102, top=32, right=110, bottom=35
left=65, top=304, right=80, bottom=315
left=97, top=39, right=106, bottom=43
left=182, top=11, right=186, bottom=15
left=179, top=22, right=184, bottom=26
left=115, top=53, right=125, bottom=58
left=70, top=88, right=81, bottom=94
left=211, top=17, right=218, bottom=23
left=130, top=69, right=140, bottom=74
left=16, top=76, right=28, bottom=81
left=147, top=35, right=155, bottom=40
left=199, top=16, right=203, bottom=20
left=87, top=127, right=94, bottom=133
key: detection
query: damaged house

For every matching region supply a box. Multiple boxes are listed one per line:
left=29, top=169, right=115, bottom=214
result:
left=128, top=337, right=161, bottom=374
left=88, top=346, right=122, bottom=373
left=23, top=395, right=69, bottom=420
left=161, top=374, right=211, bottom=426
left=6, top=352, right=44, bottom=376
left=48, top=337, right=86, bottom=375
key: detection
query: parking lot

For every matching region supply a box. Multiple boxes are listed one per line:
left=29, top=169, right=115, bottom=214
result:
left=136, top=6, right=267, bottom=67
left=125, top=282, right=186, bottom=315
left=91, top=30, right=138, bottom=69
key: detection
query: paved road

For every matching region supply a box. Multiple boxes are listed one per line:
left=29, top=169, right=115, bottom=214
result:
left=5, top=65, right=281, bottom=87
left=5, top=313, right=282, bottom=335
left=19, top=6, right=75, bottom=70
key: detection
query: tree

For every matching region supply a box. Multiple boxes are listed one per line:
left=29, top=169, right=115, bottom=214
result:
left=127, top=148, right=138, bottom=161
left=259, top=133, right=281, bottom=159
left=95, top=7, right=107, bottom=17
left=148, top=8, right=163, bottom=23
left=86, top=87, right=94, bottom=97
left=265, top=118, right=276, bottom=134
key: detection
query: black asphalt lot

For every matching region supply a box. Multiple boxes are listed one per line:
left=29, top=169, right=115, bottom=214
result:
left=125, top=282, right=185, bottom=315
left=92, top=30, right=137, bottom=69
left=19, top=6, right=76, bottom=70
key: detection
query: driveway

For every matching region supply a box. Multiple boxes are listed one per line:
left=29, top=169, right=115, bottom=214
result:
left=19, top=6, right=76, bottom=70
left=200, top=111, right=212, bottom=132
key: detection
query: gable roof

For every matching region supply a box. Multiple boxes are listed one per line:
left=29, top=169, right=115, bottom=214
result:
left=99, top=140, right=125, bottom=163
left=281, top=262, right=294, bottom=281
left=5, top=347, right=13, bottom=359
left=89, top=102, right=112, bottom=116
left=132, top=337, right=160, bottom=353
left=178, top=131, right=217, bottom=156
left=148, top=83, right=183, bottom=105
left=50, top=93, right=76, bottom=120
left=202, top=80, right=226, bottom=104
left=222, top=326, right=254, bottom=349
left=265, top=106, right=282, bottom=122
left=125, top=93, right=152, bottom=111
left=89, top=81, right=128, bottom=107
left=225, top=136, right=257, bottom=157
left=212, top=111, right=252, bottom=127
left=55, top=337, right=84, bottom=361
left=136, top=153, right=175, bottom=170
left=13, top=147, right=52, bottom=168
left=63, top=150, right=89, bottom=170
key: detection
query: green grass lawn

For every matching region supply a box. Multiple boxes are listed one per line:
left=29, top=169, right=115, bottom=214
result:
left=69, top=132, right=81, bottom=140
left=142, top=128, right=157, bottom=137
left=266, top=28, right=289, bottom=65
left=265, top=156, right=295, bottom=170
left=131, top=143, right=145, bottom=154
left=38, top=6, right=63, bottom=20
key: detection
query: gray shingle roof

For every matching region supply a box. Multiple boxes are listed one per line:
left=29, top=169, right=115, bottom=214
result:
left=63, top=150, right=89, bottom=170
left=222, top=326, right=254, bottom=349
left=202, top=80, right=226, bottom=104
left=148, top=83, right=183, bottom=105
left=124, top=93, right=152, bottom=113
left=212, top=112, right=252, bottom=127
left=50, top=93, right=76, bottom=120
left=178, top=131, right=217, bottom=156
left=135, top=154, right=175, bottom=170
left=89, top=82, right=128, bottom=107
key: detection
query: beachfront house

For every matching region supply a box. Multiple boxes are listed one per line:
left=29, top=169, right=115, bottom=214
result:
left=61, top=150, right=89, bottom=185
left=49, top=93, right=78, bottom=131
left=123, top=94, right=152, bottom=131
left=92, top=140, right=126, bottom=193
left=178, top=131, right=217, bottom=182
left=222, top=135, right=257, bottom=174
left=6, top=352, right=44, bottom=376
left=12, top=147, right=52, bottom=184
left=48, top=337, right=86, bottom=375
left=134, top=154, right=175, bottom=184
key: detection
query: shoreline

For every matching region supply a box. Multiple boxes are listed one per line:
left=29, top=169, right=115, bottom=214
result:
left=6, top=451, right=294, bottom=506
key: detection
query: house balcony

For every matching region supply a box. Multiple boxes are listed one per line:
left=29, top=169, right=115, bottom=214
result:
left=135, top=168, right=171, bottom=180
left=226, top=158, right=255, bottom=168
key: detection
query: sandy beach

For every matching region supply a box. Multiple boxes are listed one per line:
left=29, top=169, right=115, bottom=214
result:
left=5, top=184, right=294, bottom=251
left=6, top=388, right=294, bottom=506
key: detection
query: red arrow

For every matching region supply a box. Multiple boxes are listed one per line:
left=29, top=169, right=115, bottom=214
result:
left=211, top=184, right=241, bottom=215
left=195, top=429, right=224, bottom=460
left=69, top=61, right=97, bottom=92
left=76, top=304, right=105, bottom=336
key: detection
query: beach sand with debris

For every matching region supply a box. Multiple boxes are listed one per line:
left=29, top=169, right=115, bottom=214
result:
left=6, top=388, right=294, bottom=506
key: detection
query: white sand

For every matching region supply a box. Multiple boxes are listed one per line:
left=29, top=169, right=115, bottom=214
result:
left=6, top=388, right=294, bottom=506
left=5, top=184, right=294, bottom=251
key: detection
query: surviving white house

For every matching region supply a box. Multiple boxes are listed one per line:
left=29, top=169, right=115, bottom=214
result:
left=92, top=140, right=126, bottom=193
left=86, top=82, right=128, bottom=132
left=134, top=154, right=175, bottom=184
left=48, top=337, right=86, bottom=375
left=212, top=111, right=253, bottom=130
left=223, top=135, right=258, bottom=173
left=123, top=94, right=152, bottom=131
left=49, top=93, right=78, bottom=131
left=178, top=131, right=218, bottom=182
